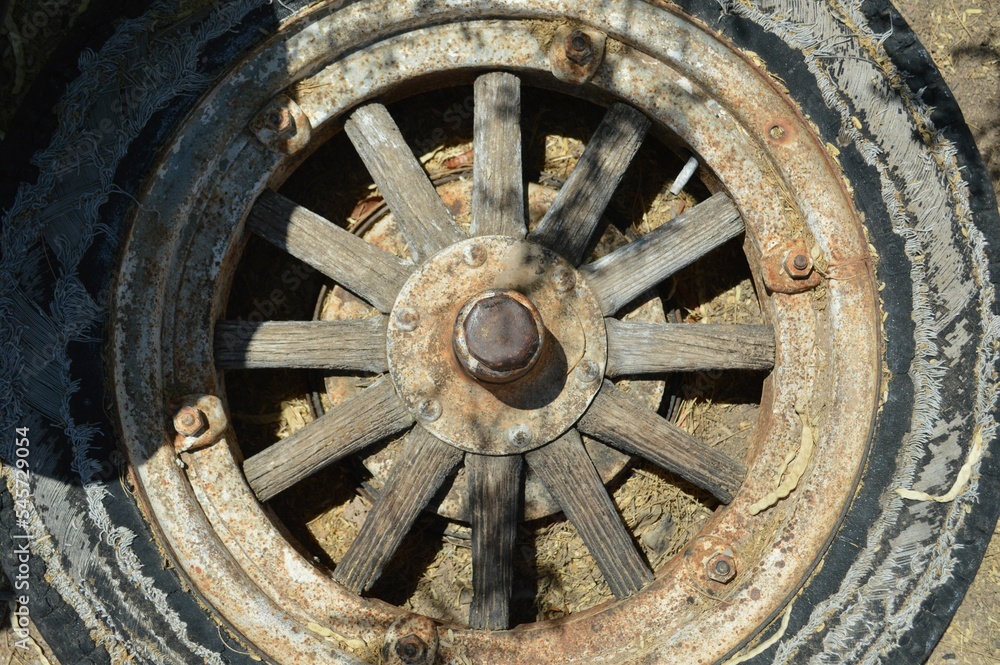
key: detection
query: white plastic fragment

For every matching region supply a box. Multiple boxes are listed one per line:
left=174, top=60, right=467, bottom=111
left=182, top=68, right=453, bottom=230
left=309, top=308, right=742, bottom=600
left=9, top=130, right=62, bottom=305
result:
left=896, top=429, right=984, bottom=502
left=669, top=155, right=699, bottom=195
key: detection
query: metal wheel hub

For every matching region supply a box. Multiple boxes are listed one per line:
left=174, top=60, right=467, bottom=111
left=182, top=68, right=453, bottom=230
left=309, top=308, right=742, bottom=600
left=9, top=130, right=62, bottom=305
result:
left=387, top=236, right=606, bottom=455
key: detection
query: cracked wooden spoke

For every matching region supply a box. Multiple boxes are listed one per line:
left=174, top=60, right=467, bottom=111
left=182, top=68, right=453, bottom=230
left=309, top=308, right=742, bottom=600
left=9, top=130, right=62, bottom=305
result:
left=468, top=454, right=522, bottom=630
left=528, top=103, right=651, bottom=264
left=606, top=319, right=774, bottom=376
left=345, top=103, right=466, bottom=261
left=579, top=381, right=745, bottom=503
left=333, top=426, right=462, bottom=593
left=244, top=376, right=414, bottom=502
left=215, top=318, right=388, bottom=372
left=526, top=430, right=653, bottom=599
left=471, top=72, right=525, bottom=238
left=581, top=193, right=744, bottom=315
left=248, top=190, right=412, bottom=313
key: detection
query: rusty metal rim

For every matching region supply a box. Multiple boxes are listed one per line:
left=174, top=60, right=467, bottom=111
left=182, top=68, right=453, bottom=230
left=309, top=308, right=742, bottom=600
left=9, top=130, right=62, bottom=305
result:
left=110, top=2, right=879, bottom=664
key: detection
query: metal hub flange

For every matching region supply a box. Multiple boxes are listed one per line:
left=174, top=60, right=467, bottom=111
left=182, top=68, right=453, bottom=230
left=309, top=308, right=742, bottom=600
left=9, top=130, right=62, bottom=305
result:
left=387, top=236, right=607, bottom=455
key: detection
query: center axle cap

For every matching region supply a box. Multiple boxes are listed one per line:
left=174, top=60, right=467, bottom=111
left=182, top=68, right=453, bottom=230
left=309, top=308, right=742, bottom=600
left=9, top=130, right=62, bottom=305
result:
left=454, top=289, right=544, bottom=383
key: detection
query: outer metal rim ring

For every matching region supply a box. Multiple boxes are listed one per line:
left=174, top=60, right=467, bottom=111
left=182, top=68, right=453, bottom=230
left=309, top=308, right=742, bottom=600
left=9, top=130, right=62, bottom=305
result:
left=112, top=2, right=880, bottom=663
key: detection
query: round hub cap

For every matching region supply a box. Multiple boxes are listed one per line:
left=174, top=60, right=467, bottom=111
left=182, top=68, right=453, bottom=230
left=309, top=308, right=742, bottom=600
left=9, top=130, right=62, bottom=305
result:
left=386, top=236, right=607, bottom=455
left=454, top=289, right=545, bottom=383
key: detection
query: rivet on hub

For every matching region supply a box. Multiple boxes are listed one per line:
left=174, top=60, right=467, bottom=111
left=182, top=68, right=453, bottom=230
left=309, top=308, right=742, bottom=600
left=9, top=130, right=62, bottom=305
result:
left=395, top=307, right=420, bottom=332
left=508, top=424, right=533, bottom=447
left=551, top=266, right=577, bottom=292
left=576, top=358, right=601, bottom=383
left=417, top=399, right=442, bottom=423
left=453, top=289, right=545, bottom=383
left=463, top=242, right=487, bottom=267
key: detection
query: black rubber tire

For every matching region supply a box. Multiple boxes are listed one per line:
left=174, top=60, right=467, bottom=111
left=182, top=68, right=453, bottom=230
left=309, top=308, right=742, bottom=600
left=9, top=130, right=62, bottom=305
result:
left=1, top=1, right=997, bottom=663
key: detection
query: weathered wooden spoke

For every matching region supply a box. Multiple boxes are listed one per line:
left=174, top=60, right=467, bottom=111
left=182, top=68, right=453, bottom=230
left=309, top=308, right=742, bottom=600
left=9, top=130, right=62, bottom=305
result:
left=215, top=318, right=388, bottom=372
left=244, top=376, right=414, bottom=502
left=471, top=72, right=525, bottom=238
left=528, top=103, right=651, bottom=264
left=526, top=430, right=653, bottom=599
left=333, top=427, right=463, bottom=593
left=581, top=193, right=744, bottom=315
left=247, top=190, right=412, bottom=314
left=579, top=381, right=745, bottom=503
left=468, top=454, right=522, bottom=630
left=606, top=319, right=774, bottom=376
left=345, top=103, right=466, bottom=262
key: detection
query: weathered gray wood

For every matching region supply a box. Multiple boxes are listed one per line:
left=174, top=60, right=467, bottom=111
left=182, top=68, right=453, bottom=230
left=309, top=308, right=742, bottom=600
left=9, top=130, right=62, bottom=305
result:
left=244, top=376, right=414, bottom=502
left=345, top=103, right=466, bottom=261
left=578, top=381, right=745, bottom=503
left=471, top=72, right=525, bottom=238
left=605, top=319, right=774, bottom=376
left=215, top=318, right=388, bottom=372
left=581, top=193, right=744, bottom=315
left=468, top=454, right=521, bottom=630
left=333, top=427, right=463, bottom=593
left=248, top=190, right=411, bottom=313
left=528, top=103, right=650, bottom=264
left=526, top=430, right=653, bottom=599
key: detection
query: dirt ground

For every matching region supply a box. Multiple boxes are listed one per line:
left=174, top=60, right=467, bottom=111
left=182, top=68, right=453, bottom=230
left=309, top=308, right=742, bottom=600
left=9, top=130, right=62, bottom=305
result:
left=2, top=2, right=999, bottom=664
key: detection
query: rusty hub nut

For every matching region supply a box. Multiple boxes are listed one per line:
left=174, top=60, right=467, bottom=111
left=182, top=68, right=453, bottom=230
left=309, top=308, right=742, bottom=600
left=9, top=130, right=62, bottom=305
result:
left=394, top=633, right=427, bottom=664
left=173, top=406, right=207, bottom=438
left=783, top=251, right=813, bottom=279
left=706, top=552, right=736, bottom=584
left=565, top=29, right=595, bottom=65
left=454, top=289, right=545, bottom=383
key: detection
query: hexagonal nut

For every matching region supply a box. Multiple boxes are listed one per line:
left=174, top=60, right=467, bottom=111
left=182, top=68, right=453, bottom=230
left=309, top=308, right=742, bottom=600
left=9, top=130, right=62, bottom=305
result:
left=783, top=250, right=813, bottom=279
left=549, top=24, right=607, bottom=85
left=394, top=634, right=427, bottom=664
left=248, top=95, right=312, bottom=155
left=173, top=406, right=207, bottom=438
left=706, top=551, right=736, bottom=584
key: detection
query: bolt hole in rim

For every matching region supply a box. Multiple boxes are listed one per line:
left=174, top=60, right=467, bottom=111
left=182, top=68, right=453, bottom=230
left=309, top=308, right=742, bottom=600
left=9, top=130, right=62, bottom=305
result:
left=112, top=3, right=879, bottom=664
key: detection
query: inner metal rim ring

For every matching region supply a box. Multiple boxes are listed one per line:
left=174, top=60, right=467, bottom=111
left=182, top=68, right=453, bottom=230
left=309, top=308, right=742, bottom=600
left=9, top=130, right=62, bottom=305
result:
left=112, top=3, right=880, bottom=664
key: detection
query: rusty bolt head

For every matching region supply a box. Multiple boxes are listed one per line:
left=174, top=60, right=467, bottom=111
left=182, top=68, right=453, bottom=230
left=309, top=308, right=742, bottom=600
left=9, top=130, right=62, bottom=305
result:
left=417, top=399, right=442, bottom=423
left=783, top=251, right=813, bottom=279
left=173, top=406, right=207, bottom=438
left=453, top=289, right=545, bottom=383
left=565, top=29, right=595, bottom=65
left=394, top=633, right=427, bottom=664
left=551, top=266, right=577, bottom=292
left=266, top=108, right=294, bottom=137
left=706, top=552, right=736, bottom=584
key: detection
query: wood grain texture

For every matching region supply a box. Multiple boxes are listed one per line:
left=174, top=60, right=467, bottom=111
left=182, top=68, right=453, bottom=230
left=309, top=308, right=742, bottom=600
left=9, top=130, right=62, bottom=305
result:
left=526, top=430, right=653, bottom=599
left=333, top=427, right=463, bottom=593
left=581, top=192, right=744, bottom=315
left=244, top=376, right=414, bottom=502
left=471, top=72, right=525, bottom=238
left=215, top=318, right=388, bottom=372
left=248, top=190, right=412, bottom=313
left=605, top=319, right=774, bottom=376
left=528, top=103, right=650, bottom=264
left=578, top=381, right=745, bottom=503
left=345, top=103, right=466, bottom=261
left=468, top=454, right=522, bottom=630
